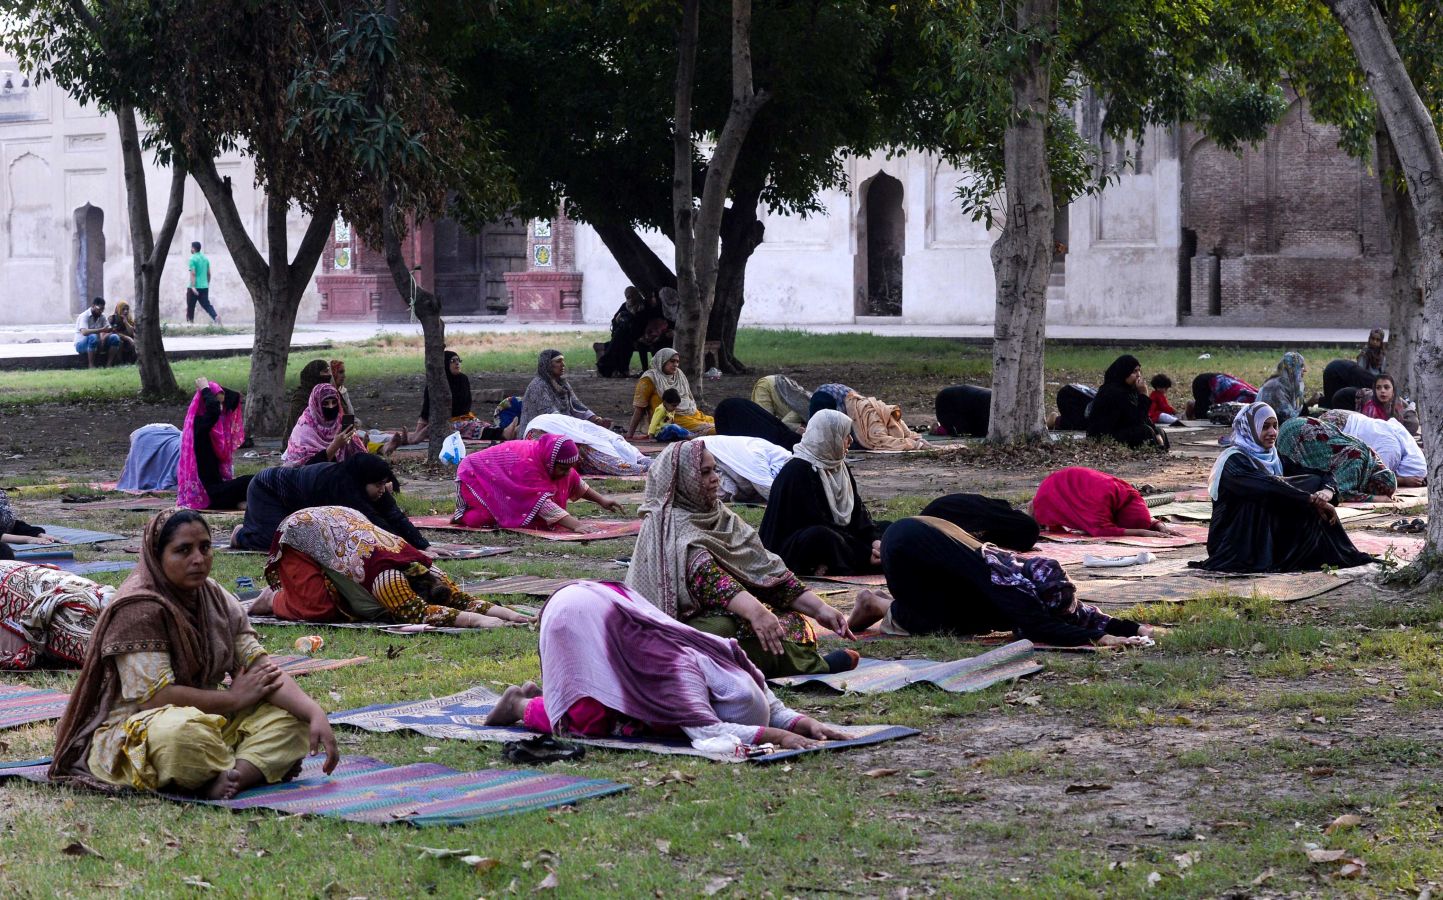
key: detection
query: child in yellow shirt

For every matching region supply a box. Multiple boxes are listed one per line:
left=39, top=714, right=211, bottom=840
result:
left=648, top=389, right=682, bottom=437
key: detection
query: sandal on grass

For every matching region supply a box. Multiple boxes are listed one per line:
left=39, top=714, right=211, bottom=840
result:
left=501, top=735, right=586, bottom=764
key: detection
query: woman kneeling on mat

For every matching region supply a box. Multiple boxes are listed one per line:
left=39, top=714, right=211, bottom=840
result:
left=485, top=581, right=849, bottom=752
left=848, top=516, right=1162, bottom=648
left=49, top=509, right=338, bottom=797
left=249, top=506, right=533, bottom=628
left=628, top=441, right=858, bottom=677
left=1030, top=466, right=1180, bottom=538
left=0, top=560, right=115, bottom=670
left=453, top=435, right=624, bottom=534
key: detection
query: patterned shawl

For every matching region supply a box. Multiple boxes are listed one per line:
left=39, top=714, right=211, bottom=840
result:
left=264, top=506, right=431, bottom=591
left=50, top=509, right=255, bottom=786
left=0, top=561, right=115, bottom=670
left=790, top=409, right=855, bottom=524
left=283, top=383, right=363, bottom=467
left=644, top=348, right=698, bottom=415
left=453, top=434, right=581, bottom=528
left=1276, top=417, right=1396, bottom=501
left=177, top=382, right=245, bottom=509
left=1257, top=352, right=1306, bottom=420
left=844, top=393, right=928, bottom=451
left=626, top=441, right=791, bottom=619
left=519, top=349, right=593, bottom=432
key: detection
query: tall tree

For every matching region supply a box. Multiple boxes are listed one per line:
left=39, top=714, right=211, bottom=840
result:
left=1, top=1, right=186, bottom=401
left=1324, top=0, right=1443, bottom=579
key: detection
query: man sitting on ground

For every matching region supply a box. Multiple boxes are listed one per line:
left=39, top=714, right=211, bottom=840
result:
left=74, top=297, right=120, bottom=368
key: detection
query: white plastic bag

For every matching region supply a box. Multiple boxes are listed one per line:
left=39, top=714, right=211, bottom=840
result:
left=440, top=431, right=466, bottom=466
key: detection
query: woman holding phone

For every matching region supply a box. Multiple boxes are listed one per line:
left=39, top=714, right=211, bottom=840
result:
left=282, top=384, right=366, bottom=467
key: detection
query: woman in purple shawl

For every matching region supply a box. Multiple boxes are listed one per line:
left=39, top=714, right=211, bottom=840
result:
left=485, top=581, right=848, bottom=753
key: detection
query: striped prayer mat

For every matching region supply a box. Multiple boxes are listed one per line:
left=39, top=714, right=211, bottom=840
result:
left=0, top=755, right=626, bottom=826
left=331, top=687, right=917, bottom=764
left=411, top=516, right=642, bottom=542
left=768, top=641, right=1041, bottom=694
left=0, top=684, right=70, bottom=729
left=27, top=526, right=127, bottom=547
left=808, top=572, right=888, bottom=587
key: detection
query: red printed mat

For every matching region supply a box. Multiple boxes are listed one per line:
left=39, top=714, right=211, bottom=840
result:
left=1348, top=531, right=1426, bottom=561
left=411, top=515, right=641, bottom=542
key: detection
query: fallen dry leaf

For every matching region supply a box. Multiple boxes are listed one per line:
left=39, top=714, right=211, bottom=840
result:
left=1325, top=814, right=1363, bottom=834
left=1065, top=783, right=1113, bottom=794
left=462, top=856, right=501, bottom=873
left=181, top=876, right=213, bottom=889
left=1306, top=848, right=1348, bottom=863
left=862, top=768, right=900, bottom=778
left=60, top=841, right=103, bottom=859
left=1336, top=858, right=1366, bottom=879
left=1251, top=869, right=1275, bottom=886
left=702, top=876, right=732, bottom=896
left=1173, top=851, right=1199, bottom=870
left=536, top=869, right=559, bottom=891
left=654, top=840, right=671, bottom=855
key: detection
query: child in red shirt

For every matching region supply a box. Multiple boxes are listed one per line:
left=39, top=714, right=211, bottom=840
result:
left=1148, top=373, right=1178, bottom=425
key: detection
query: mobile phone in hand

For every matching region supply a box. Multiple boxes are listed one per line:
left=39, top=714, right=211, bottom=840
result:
left=341, top=414, right=356, bottom=429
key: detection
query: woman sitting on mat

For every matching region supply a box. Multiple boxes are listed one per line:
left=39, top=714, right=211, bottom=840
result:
left=525, top=413, right=652, bottom=477
left=178, top=377, right=253, bottom=511
left=49, top=509, right=338, bottom=796
left=627, top=441, right=858, bottom=678
left=1192, top=403, right=1372, bottom=573
left=232, top=453, right=429, bottom=551
left=453, top=434, right=624, bottom=533
left=283, top=359, right=332, bottom=444
left=934, top=384, right=991, bottom=437
left=918, top=494, right=1040, bottom=552
left=714, top=397, right=801, bottom=451
left=1051, top=383, right=1096, bottom=431
left=848, top=516, right=1161, bottom=647
left=1358, top=327, right=1387, bottom=375
left=701, top=435, right=793, bottom=503
left=413, top=350, right=506, bottom=443
left=759, top=410, right=886, bottom=576
left=1186, top=372, right=1258, bottom=420
left=1258, top=352, right=1318, bottom=422
left=1352, top=373, right=1420, bottom=436
left=282, top=384, right=368, bottom=467
left=248, top=506, right=533, bottom=628
left=627, top=348, right=715, bottom=437
left=485, top=581, right=849, bottom=751
left=0, top=560, right=115, bottom=670
left=750, top=375, right=812, bottom=430
left=118, top=424, right=182, bottom=494
left=1321, top=408, right=1427, bottom=488
left=1276, top=416, right=1397, bottom=502
left=1030, top=467, right=1180, bottom=538
left=0, top=488, right=58, bottom=558
left=519, top=349, right=611, bottom=434
left=1085, top=355, right=1168, bottom=450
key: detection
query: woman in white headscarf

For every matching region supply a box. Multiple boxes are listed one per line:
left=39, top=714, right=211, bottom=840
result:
left=758, top=410, right=887, bottom=576
left=1193, top=402, right=1372, bottom=573
left=627, top=348, right=715, bottom=437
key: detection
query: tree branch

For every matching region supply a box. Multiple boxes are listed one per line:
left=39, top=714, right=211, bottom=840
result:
left=147, top=158, right=187, bottom=271
left=190, top=156, right=269, bottom=296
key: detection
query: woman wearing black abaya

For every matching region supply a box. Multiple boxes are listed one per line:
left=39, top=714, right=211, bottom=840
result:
left=918, top=494, right=1039, bottom=551
left=934, top=385, right=991, bottom=437
left=759, top=411, right=885, bottom=575
left=1192, top=402, right=1372, bottom=573
left=1322, top=359, right=1376, bottom=409
left=1085, top=355, right=1168, bottom=450
left=715, top=398, right=801, bottom=451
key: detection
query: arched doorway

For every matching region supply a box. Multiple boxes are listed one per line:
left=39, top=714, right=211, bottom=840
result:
left=855, top=173, right=904, bottom=317
left=72, top=204, right=105, bottom=315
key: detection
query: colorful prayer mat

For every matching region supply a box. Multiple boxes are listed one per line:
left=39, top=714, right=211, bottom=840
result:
left=1076, top=571, right=1352, bottom=607
left=1347, top=531, right=1425, bottom=561
left=768, top=641, right=1041, bottom=694
left=0, top=755, right=627, bottom=826
left=331, top=686, right=917, bottom=764
left=410, top=515, right=642, bottom=543
left=270, top=654, right=369, bottom=677
left=29, top=526, right=127, bottom=547
left=426, top=543, right=514, bottom=560
left=0, top=683, right=70, bottom=729
left=807, top=572, right=889, bottom=587
left=1039, top=523, right=1208, bottom=548
left=464, top=575, right=580, bottom=597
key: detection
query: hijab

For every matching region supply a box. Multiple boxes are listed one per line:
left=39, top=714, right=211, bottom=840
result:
left=1259, top=352, right=1306, bottom=419
left=646, top=348, right=698, bottom=415
left=49, top=510, right=254, bottom=786
left=1210, top=401, right=1282, bottom=499
left=1102, top=355, right=1141, bottom=388
left=177, top=381, right=245, bottom=509
left=791, top=409, right=856, bottom=524
left=344, top=452, right=401, bottom=493
left=771, top=375, right=813, bottom=419
left=627, top=441, right=791, bottom=618
left=453, top=434, right=582, bottom=528
left=1360, top=329, right=1386, bottom=373
left=519, top=349, right=589, bottom=431
left=283, top=383, right=360, bottom=466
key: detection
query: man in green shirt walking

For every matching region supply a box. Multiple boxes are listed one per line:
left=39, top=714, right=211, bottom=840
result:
left=187, top=241, right=220, bottom=325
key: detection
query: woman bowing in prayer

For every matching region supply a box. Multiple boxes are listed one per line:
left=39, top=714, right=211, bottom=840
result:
left=750, top=375, right=812, bottom=430
left=918, top=494, right=1040, bottom=551
left=453, top=434, right=624, bottom=533
left=627, top=441, right=858, bottom=677
left=714, top=398, right=802, bottom=451
left=759, top=410, right=886, bottom=575
left=178, top=377, right=253, bottom=510
left=117, top=424, right=182, bottom=494
left=1321, top=409, right=1427, bottom=488
left=484, top=581, right=849, bottom=752
left=1030, top=467, right=1180, bottom=538
left=0, top=560, right=115, bottom=670
left=1085, top=355, right=1168, bottom=449
left=628, top=348, right=715, bottom=437
left=701, top=435, right=793, bottom=503
left=1192, top=403, right=1372, bottom=573
left=282, top=383, right=366, bottom=467
left=1186, top=373, right=1258, bottom=420
left=519, top=349, right=610, bottom=434
left=847, top=516, right=1161, bottom=647
left=524, top=413, right=652, bottom=477
left=48, top=509, right=338, bottom=797
left=1276, top=416, right=1397, bottom=502
left=249, top=506, right=533, bottom=628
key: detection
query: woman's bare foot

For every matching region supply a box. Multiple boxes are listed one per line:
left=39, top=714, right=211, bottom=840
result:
left=847, top=589, right=892, bottom=633
left=249, top=587, right=276, bottom=615
left=484, top=681, right=542, bottom=725
left=202, top=760, right=265, bottom=800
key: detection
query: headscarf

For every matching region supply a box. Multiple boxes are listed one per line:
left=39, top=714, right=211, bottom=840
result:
left=344, top=452, right=401, bottom=493
left=453, top=434, right=581, bottom=528
left=519, top=349, right=593, bottom=432
left=766, top=375, right=813, bottom=419
left=538, top=581, right=769, bottom=733
left=1210, top=402, right=1283, bottom=499
left=49, top=509, right=254, bottom=786
left=658, top=287, right=680, bottom=322
left=626, top=441, right=791, bottom=619
left=1360, top=329, right=1386, bottom=373
left=285, top=360, right=333, bottom=440
left=1102, top=354, right=1141, bottom=387
left=177, top=382, right=245, bottom=509
left=646, top=348, right=697, bottom=415
left=791, top=409, right=855, bottom=524
left=809, top=383, right=855, bottom=419
left=283, top=383, right=361, bottom=466
left=1258, top=352, right=1306, bottom=420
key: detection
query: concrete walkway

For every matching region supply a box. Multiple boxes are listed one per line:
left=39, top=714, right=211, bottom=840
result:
left=0, top=317, right=1367, bottom=369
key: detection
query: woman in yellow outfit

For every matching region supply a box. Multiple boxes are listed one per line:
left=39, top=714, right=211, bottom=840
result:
left=49, top=509, right=338, bottom=799
left=627, top=348, right=715, bottom=437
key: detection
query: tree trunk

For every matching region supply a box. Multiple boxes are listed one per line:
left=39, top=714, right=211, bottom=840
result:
left=671, top=0, right=703, bottom=380
left=1327, top=0, right=1443, bottom=579
left=191, top=158, right=335, bottom=436
left=381, top=194, right=450, bottom=463
left=985, top=0, right=1056, bottom=444
left=707, top=178, right=766, bottom=374
left=117, top=105, right=184, bottom=401
left=593, top=222, right=677, bottom=299
left=1377, top=124, right=1422, bottom=400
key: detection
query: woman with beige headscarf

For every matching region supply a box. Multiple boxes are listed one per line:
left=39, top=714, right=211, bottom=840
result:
left=627, top=348, right=715, bottom=437
left=626, top=441, right=858, bottom=677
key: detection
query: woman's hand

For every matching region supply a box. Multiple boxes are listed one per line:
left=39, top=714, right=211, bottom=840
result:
left=1309, top=492, right=1338, bottom=525
left=229, top=658, right=284, bottom=707
left=869, top=540, right=882, bottom=566
left=1096, top=634, right=1151, bottom=649
left=1150, top=522, right=1181, bottom=537
left=1137, top=624, right=1168, bottom=639
left=756, top=727, right=819, bottom=750
left=307, top=715, right=340, bottom=774
left=484, top=606, right=537, bottom=626
left=810, top=604, right=855, bottom=641
left=745, top=605, right=787, bottom=657
left=9, top=534, right=60, bottom=546
left=790, top=717, right=849, bottom=741
left=591, top=415, right=613, bottom=429
left=327, top=426, right=357, bottom=459
left=596, top=495, right=625, bottom=514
